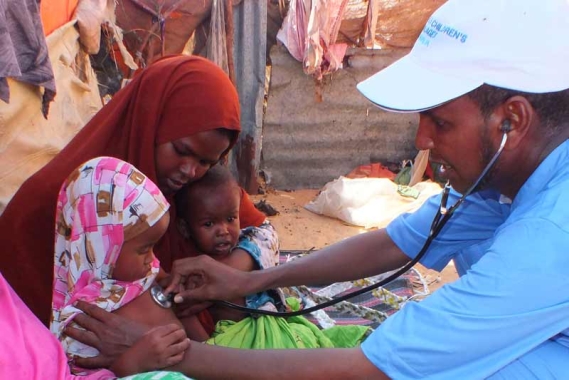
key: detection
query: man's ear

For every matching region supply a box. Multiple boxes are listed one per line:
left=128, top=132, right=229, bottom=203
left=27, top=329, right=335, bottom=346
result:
left=492, top=96, right=535, bottom=150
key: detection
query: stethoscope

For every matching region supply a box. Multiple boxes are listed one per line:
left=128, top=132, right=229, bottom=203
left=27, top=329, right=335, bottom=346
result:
left=152, top=132, right=509, bottom=316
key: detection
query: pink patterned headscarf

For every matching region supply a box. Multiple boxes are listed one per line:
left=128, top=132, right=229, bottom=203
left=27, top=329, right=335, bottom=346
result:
left=50, top=157, right=170, bottom=359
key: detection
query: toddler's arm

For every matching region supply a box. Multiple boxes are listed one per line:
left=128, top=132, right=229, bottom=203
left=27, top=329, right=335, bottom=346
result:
left=218, top=247, right=257, bottom=272
left=208, top=248, right=256, bottom=323
left=180, top=315, right=210, bottom=342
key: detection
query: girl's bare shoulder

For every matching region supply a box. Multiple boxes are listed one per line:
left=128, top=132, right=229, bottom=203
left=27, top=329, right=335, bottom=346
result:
left=113, top=285, right=182, bottom=329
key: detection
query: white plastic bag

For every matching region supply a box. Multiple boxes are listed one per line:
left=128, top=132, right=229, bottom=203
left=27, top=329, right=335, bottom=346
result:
left=304, top=177, right=441, bottom=229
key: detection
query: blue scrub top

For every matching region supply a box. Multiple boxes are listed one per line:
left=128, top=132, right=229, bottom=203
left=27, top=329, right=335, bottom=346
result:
left=361, top=140, right=569, bottom=379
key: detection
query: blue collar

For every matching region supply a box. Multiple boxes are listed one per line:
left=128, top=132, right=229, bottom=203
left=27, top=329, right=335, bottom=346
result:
left=512, top=139, right=569, bottom=210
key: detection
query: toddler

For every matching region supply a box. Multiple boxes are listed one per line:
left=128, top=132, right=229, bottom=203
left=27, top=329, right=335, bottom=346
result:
left=176, top=165, right=282, bottom=323
left=176, top=165, right=369, bottom=350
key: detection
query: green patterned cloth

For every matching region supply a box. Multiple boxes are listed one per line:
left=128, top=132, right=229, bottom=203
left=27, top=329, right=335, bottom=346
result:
left=120, top=371, right=193, bottom=380
left=207, top=298, right=369, bottom=349
left=122, top=300, right=368, bottom=378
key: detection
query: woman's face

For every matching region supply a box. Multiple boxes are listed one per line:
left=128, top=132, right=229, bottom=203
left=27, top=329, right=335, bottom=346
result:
left=155, top=129, right=231, bottom=196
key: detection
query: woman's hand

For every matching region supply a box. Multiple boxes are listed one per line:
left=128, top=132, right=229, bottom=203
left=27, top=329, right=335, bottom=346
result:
left=164, top=255, right=252, bottom=305
left=110, top=324, right=190, bottom=377
left=64, top=301, right=146, bottom=369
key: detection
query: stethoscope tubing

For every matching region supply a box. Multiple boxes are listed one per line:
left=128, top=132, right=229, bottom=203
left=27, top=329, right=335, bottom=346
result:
left=216, top=133, right=509, bottom=317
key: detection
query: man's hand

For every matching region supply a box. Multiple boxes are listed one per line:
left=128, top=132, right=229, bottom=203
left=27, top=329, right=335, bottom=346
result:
left=164, top=255, right=252, bottom=305
left=64, top=301, right=146, bottom=369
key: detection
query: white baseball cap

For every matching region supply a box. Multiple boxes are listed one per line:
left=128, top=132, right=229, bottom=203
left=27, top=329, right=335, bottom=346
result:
left=357, top=0, right=569, bottom=113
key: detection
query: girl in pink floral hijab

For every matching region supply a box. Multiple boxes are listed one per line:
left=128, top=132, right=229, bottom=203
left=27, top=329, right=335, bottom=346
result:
left=50, top=156, right=174, bottom=363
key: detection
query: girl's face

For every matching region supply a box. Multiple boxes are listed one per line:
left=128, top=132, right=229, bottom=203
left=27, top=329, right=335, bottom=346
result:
left=155, top=129, right=231, bottom=197
left=113, top=212, right=170, bottom=282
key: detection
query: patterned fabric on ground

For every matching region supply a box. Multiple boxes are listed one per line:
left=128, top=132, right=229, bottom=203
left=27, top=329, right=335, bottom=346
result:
left=280, top=250, right=419, bottom=329
left=50, top=157, right=170, bottom=361
left=207, top=298, right=369, bottom=349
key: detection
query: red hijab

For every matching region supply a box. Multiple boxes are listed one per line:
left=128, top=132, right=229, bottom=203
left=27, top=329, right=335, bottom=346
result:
left=0, top=55, right=265, bottom=325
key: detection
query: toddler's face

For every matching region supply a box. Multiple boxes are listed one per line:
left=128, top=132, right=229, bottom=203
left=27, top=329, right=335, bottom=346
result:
left=113, top=212, right=170, bottom=282
left=187, top=186, right=240, bottom=259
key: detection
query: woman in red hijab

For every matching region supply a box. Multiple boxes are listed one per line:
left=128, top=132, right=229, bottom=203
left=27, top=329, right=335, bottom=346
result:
left=0, top=55, right=271, bottom=326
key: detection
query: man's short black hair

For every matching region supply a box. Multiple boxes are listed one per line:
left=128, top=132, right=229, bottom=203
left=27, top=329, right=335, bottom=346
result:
left=468, top=85, right=569, bottom=134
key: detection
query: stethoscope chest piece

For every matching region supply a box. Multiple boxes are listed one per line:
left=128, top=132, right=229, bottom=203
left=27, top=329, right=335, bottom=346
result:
left=150, top=285, right=173, bottom=308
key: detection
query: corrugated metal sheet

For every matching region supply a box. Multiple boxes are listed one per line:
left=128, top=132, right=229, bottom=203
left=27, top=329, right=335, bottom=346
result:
left=228, top=0, right=267, bottom=193
left=261, top=46, right=419, bottom=190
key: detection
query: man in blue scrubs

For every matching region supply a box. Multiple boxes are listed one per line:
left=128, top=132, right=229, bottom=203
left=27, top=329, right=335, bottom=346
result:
left=74, top=0, right=569, bottom=378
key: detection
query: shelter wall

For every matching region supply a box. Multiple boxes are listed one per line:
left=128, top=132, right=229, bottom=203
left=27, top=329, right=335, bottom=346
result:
left=262, top=45, right=418, bottom=190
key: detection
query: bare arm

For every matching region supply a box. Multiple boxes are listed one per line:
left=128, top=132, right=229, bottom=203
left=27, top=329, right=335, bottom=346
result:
left=64, top=301, right=147, bottom=368
left=208, top=248, right=256, bottom=323
left=179, top=315, right=210, bottom=342
left=168, top=229, right=409, bottom=304
left=66, top=290, right=195, bottom=368
left=256, top=229, right=408, bottom=289
left=177, top=344, right=388, bottom=380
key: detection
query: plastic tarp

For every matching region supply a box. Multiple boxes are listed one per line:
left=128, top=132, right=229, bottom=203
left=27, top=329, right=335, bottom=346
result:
left=277, top=0, right=447, bottom=77
left=40, top=0, right=79, bottom=36
left=0, top=22, right=102, bottom=213
left=74, top=0, right=116, bottom=54
left=277, top=0, right=349, bottom=79
left=42, top=0, right=136, bottom=67
left=339, top=0, right=447, bottom=48
left=207, top=0, right=229, bottom=74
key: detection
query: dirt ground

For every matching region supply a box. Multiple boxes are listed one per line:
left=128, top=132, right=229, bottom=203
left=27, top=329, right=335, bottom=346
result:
left=250, top=189, right=458, bottom=293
